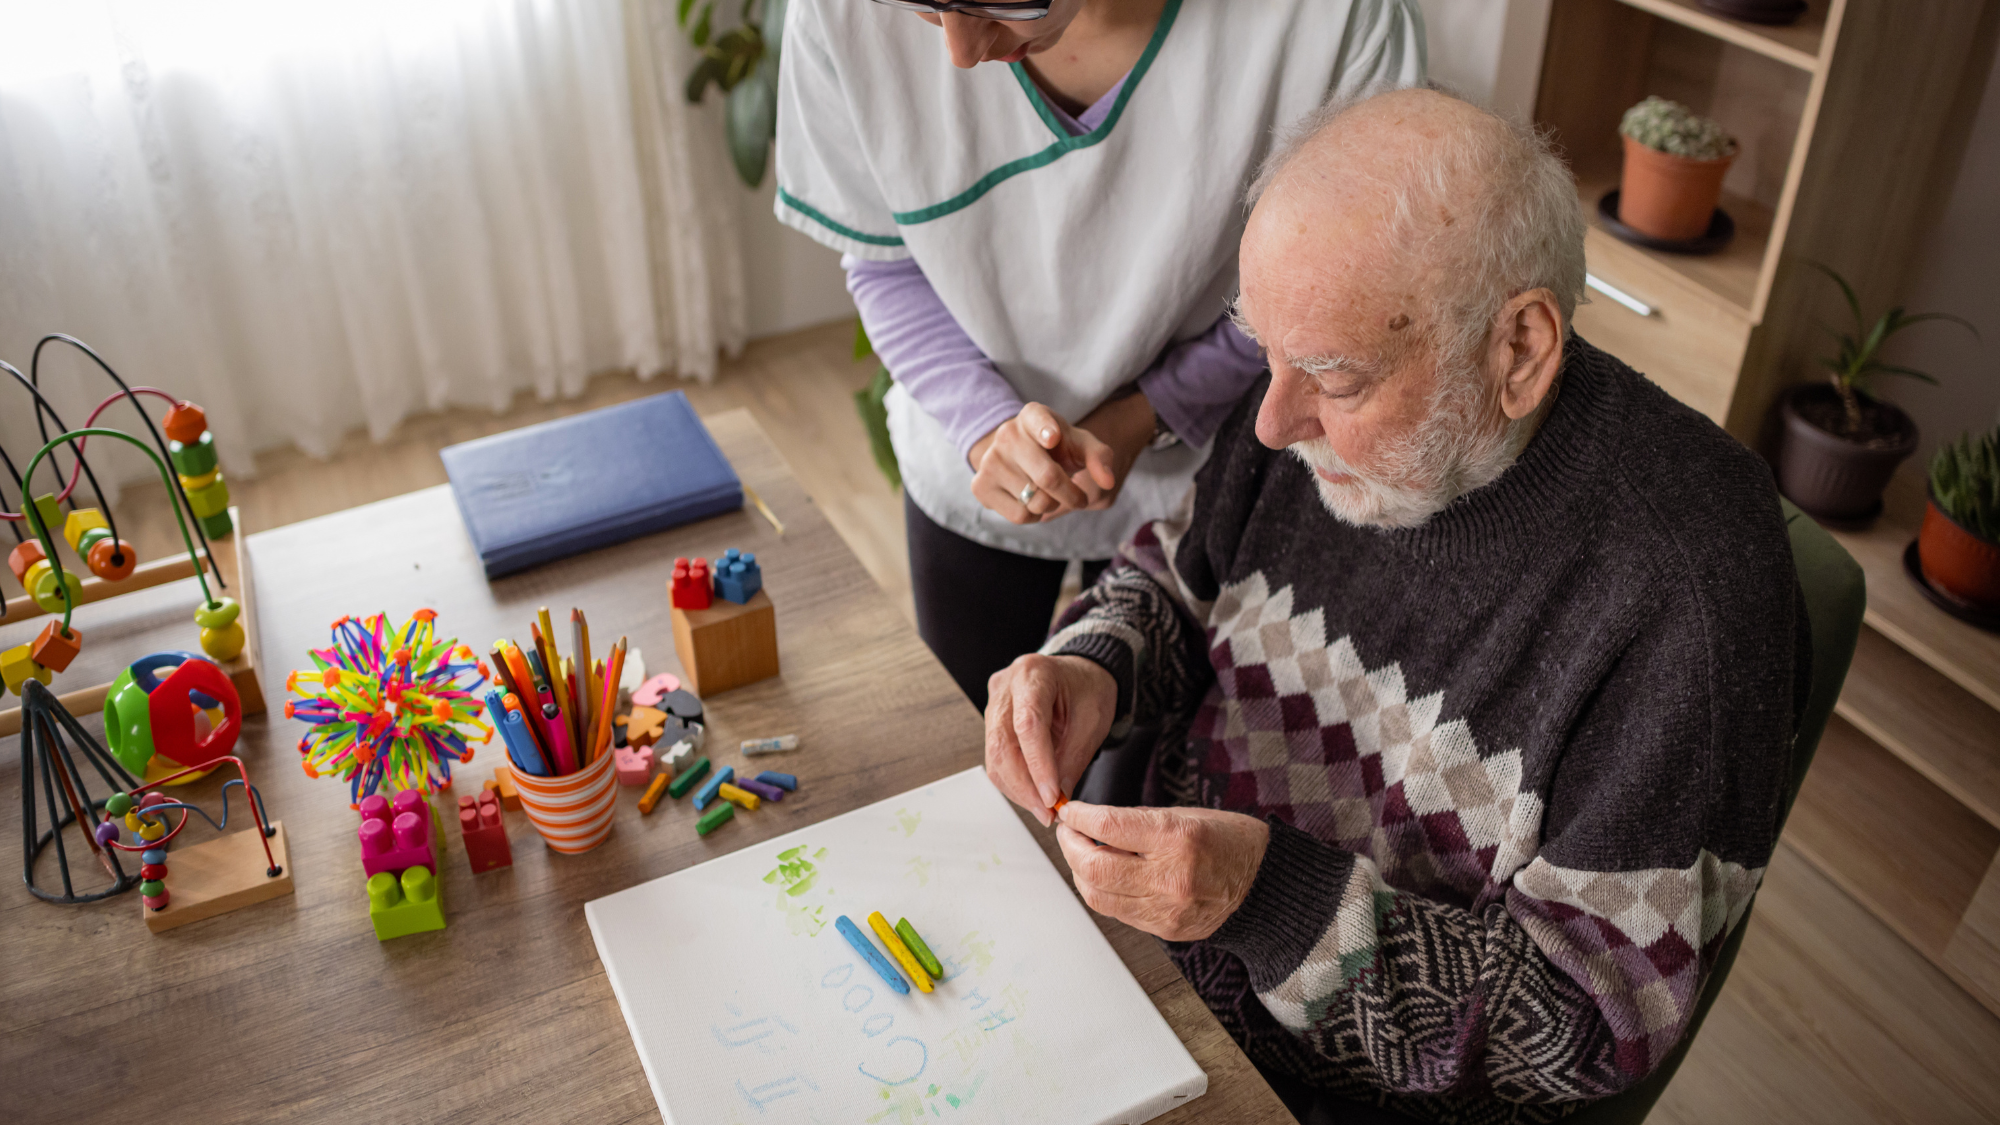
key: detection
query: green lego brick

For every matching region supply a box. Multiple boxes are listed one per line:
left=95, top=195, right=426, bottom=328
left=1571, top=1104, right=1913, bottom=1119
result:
left=168, top=431, right=218, bottom=477
left=199, top=510, right=235, bottom=540
left=185, top=475, right=231, bottom=518
left=366, top=865, right=446, bottom=940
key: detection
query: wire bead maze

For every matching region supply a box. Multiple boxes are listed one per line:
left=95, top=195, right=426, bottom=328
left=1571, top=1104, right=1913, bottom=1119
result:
left=286, top=609, right=495, bottom=807
left=18, top=676, right=280, bottom=909
left=1, top=335, right=247, bottom=707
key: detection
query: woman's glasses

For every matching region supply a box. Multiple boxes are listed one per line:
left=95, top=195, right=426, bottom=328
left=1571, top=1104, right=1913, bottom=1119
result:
left=866, top=0, right=1052, bottom=21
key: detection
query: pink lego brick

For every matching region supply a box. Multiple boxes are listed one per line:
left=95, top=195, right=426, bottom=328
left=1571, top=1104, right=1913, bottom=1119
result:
left=358, top=788, right=437, bottom=879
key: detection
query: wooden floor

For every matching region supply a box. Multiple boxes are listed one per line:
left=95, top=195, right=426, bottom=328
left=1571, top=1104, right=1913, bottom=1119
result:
left=78, top=321, right=2000, bottom=1124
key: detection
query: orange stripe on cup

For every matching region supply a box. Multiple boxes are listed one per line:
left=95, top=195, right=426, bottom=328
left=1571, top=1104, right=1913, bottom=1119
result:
left=510, top=743, right=618, bottom=854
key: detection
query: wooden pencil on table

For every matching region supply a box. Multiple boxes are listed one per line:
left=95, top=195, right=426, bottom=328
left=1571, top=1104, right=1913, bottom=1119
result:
left=593, top=638, right=626, bottom=767
left=573, top=608, right=595, bottom=752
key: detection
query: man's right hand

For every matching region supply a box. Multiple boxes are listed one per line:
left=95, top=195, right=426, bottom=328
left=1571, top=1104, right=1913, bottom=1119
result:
left=985, top=653, right=1118, bottom=825
left=968, top=403, right=1118, bottom=525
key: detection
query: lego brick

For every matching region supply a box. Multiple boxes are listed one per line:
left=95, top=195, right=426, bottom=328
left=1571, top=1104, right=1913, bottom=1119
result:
left=712, top=548, right=763, bottom=604
left=185, top=475, right=231, bottom=519
left=367, top=864, right=446, bottom=940
left=62, top=507, right=107, bottom=551
left=457, top=790, right=512, bottom=874
left=357, top=789, right=437, bottom=879
left=614, top=744, right=654, bottom=787
left=669, top=556, right=712, bottom=610
left=671, top=590, right=779, bottom=697
left=29, top=621, right=82, bottom=674
left=144, top=821, right=295, bottom=934
left=169, top=431, right=218, bottom=477
left=490, top=769, right=521, bottom=810
left=199, top=509, right=235, bottom=540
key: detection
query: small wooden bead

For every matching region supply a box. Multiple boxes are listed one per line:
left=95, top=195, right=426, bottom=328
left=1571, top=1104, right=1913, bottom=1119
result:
left=141, top=847, right=166, bottom=865
left=105, top=793, right=135, bottom=816
left=163, top=401, right=208, bottom=445
left=86, top=537, right=137, bottom=581
left=29, top=621, right=82, bottom=674
left=7, top=539, right=45, bottom=582
left=186, top=476, right=231, bottom=519
left=62, top=508, right=107, bottom=551
left=25, top=559, right=83, bottom=614
left=140, top=863, right=167, bottom=880
left=30, top=494, right=62, bottom=538
left=143, top=892, right=170, bottom=911
left=139, top=879, right=166, bottom=897
left=168, top=432, right=218, bottom=477
left=94, top=821, right=120, bottom=845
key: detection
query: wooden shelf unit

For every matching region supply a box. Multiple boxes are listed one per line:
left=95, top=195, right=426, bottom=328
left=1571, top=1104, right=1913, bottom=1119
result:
left=1533, top=0, right=1991, bottom=445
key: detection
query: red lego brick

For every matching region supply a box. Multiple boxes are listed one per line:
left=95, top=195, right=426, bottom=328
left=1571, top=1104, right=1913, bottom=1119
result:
left=458, top=789, right=512, bottom=874
left=669, top=556, right=712, bottom=610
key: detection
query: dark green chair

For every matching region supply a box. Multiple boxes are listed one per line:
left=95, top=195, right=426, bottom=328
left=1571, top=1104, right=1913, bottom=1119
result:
left=1563, top=498, right=1865, bottom=1123
left=1285, top=499, right=1866, bottom=1125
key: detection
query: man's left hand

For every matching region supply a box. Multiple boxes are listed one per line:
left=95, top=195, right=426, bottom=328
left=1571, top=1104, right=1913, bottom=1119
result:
left=1072, top=391, right=1159, bottom=511
left=1054, top=802, right=1270, bottom=942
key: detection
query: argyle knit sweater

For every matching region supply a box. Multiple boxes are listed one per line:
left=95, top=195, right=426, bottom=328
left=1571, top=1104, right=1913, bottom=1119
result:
left=1044, top=339, right=1809, bottom=1123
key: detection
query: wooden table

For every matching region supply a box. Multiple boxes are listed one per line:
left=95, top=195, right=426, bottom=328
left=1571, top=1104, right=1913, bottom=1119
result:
left=2, top=410, right=1289, bottom=1125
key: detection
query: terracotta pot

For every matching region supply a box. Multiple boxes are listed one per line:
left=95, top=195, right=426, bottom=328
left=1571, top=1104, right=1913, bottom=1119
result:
left=1919, top=492, right=2000, bottom=611
left=1776, top=385, right=1918, bottom=521
left=1618, top=135, right=1737, bottom=242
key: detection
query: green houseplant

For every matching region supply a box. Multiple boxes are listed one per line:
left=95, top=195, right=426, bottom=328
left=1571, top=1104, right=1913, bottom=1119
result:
left=1776, top=264, right=1977, bottom=521
left=1616, top=97, right=1737, bottom=242
left=1918, top=423, right=2000, bottom=612
left=677, top=0, right=788, bottom=187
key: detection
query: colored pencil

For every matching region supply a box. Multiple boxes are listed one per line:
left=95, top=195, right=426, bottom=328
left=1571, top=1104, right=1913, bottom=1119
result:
left=573, top=609, right=595, bottom=751
left=592, top=638, right=626, bottom=766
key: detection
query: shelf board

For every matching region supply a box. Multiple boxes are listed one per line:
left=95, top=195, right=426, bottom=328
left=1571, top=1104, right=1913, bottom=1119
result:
left=1786, top=716, right=2000, bottom=966
left=1616, top=0, right=1828, bottom=72
left=1578, top=175, right=1774, bottom=319
left=1824, top=473, right=2000, bottom=713
left=1836, top=625, right=2000, bottom=829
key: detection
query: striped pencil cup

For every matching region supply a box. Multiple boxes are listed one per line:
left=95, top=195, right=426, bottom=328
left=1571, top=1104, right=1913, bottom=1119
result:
left=512, top=746, right=618, bottom=854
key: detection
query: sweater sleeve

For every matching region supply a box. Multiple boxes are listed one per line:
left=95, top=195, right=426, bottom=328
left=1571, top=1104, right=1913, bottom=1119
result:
left=1203, top=590, right=1796, bottom=1106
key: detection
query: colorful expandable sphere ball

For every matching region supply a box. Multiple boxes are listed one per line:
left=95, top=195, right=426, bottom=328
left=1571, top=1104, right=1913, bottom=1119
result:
left=103, top=652, right=243, bottom=778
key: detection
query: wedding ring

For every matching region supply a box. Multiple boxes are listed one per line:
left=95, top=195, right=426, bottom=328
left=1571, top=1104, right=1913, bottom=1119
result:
left=1019, top=483, right=1037, bottom=508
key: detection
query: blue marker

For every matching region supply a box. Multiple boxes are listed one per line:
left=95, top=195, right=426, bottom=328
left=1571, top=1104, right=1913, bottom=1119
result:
left=755, top=771, right=797, bottom=792
left=836, top=914, right=910, bottom=995
left=692, top=766, right=734, bottom=812
left=490, top=693, right=548, bottom=777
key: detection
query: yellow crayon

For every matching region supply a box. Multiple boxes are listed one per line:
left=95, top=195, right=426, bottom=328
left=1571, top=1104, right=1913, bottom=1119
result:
left=717, top=782, right=759, bottom=811
left=868, top=911, right=934, bottom=993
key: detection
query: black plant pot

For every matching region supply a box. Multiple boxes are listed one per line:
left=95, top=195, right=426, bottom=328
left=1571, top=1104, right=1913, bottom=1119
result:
left=1777, top=385, right=1918, bottom=522
left=1699, top=0, right=1807, bottom=25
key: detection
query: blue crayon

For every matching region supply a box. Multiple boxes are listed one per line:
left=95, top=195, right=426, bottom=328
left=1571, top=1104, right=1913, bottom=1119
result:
left=755, top=771, right=797, bottom=792
left=835, top=914, right=910, bottom=995
left=692, top=766, right=735, bottom=812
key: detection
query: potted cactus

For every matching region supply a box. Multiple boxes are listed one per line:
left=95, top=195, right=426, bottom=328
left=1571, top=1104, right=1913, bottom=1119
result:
left=1919, top=424, right=2000, bottom=614
left=1617, top=97, right=1738, bottom=242
left=1777, top=265, right=1977, bottom=522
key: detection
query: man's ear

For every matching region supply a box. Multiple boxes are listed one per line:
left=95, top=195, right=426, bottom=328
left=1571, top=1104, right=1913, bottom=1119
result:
left=1492, top=289, right=1565, bottom=421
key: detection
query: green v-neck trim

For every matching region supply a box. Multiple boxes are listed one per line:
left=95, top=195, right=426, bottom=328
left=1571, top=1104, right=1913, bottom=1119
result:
left=890, top=0, right=1181, bottom=228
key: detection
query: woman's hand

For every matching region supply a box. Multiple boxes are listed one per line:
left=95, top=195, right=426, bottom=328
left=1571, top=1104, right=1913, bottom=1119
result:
left=968, top=403, right=1116, bottom=524
left=1072, top=391, right=1159, bottom=511
left=985, top=653, right=1118, bottom=825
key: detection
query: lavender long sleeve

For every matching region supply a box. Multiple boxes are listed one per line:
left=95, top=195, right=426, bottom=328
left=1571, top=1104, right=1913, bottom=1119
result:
left=842, top=70, right=1267, bottom=461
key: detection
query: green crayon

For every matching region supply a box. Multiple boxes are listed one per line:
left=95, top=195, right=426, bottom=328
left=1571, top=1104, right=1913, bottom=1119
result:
left=696, top=801, right=735, bottom=836
left=896, top=917, right=945, bottom=979
left=668, top=757, right=711, bottom=799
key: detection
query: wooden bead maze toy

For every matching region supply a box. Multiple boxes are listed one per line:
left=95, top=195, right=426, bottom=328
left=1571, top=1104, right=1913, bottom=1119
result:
left=1, top=335, right=265, bottom=738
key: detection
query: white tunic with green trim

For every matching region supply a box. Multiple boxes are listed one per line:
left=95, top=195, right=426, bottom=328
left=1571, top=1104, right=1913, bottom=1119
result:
left=775, top=0, right=1426, bottom=559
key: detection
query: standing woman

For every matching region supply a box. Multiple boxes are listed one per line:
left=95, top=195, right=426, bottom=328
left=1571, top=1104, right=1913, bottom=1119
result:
left=775, top=0, right=1425, bottom=708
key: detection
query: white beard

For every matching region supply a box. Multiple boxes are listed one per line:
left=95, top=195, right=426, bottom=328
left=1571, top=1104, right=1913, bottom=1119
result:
left=1288, top=364, right=1534, bottom=530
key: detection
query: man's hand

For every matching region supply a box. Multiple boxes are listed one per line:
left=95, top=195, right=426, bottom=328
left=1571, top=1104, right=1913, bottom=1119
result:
left=1055, top=803, right=1270, bottom=942
left=968, top=403, right=1116, bottom=524
left=1071, top=391, right=1159, bottom=511
left=985, top=654, right=1117, bottom=825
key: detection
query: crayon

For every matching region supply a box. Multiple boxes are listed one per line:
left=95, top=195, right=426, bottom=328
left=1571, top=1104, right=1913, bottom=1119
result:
left=693, top=766, right=735, bottom=812
left=696, top=802, right=734, bottom=836
left=755, top=771, right=797, bottom=792
left=868, top=911, right=934, bottom=992
left=638, top=772, right=669, bottom=815
left=835, top=915, right=910, bottom=995
left=735, top=776, right=783, bottom=802
left=741, top=735, right=798, bottom=755
left=717, top=782, right=759, bottom=811
left=895, top=919, right=945, bottom=980
left=667, top=757, right=710, bottom=798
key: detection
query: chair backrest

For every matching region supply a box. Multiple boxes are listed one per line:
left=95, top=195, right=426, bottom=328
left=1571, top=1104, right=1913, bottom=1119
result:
left=1564, top=498, right=1866, bottom=1125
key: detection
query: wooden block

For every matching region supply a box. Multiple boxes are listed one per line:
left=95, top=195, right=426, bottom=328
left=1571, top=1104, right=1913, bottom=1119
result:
left=671, top=588, right=779, bottom=697
left=145, top=820, right=295, bottom=933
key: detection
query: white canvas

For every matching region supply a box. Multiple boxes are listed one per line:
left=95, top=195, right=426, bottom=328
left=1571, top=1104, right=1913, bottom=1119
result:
left=586, top=767, right=1209, bottom=1125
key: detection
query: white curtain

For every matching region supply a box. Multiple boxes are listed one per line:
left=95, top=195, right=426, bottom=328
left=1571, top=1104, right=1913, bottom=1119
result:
left=0, top=0, right=747, bottom=492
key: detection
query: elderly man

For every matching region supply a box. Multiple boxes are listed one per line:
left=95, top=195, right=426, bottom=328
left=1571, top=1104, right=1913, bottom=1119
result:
left=983, top=88, right=1806, bottom=1123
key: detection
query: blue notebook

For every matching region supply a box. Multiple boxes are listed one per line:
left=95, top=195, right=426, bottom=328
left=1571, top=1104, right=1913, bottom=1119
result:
left=441, top=392, right=742, bottom=578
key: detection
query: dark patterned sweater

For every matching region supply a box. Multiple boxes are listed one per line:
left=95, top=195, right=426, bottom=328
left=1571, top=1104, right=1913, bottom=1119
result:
left=1044, top=339, right=1809, bottom=1123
